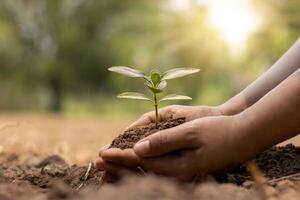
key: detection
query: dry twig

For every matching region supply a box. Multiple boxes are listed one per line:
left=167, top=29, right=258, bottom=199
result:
left=247, top=161, right=268, bottom=200
left=268, top=172, right=300, bottom=184
left=77, top=162, right=93, bottom=190
left=137, top=166, right=146, bottom=175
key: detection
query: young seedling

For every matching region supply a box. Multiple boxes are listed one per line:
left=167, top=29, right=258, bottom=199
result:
left=108, top=66, right=200, bottom=127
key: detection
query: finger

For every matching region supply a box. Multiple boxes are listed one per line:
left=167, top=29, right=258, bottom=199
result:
left=95, top=157, right=106, bottom=171
left=100, top=148, right=140, bottom=168
left=126, top=107, right=175, bottom=129
left=126, top=111, right=155, bottom=129
left=105, top=162, right=137, bottom=175
left=140, top=156, right=182, bottom=175
left=98, top=144, right=110, bottom=156
left=134, top=121, right=198, bottom=157
left=140, top=151, right=195, bottom=180
left=96, top=157, right=140, bottom=175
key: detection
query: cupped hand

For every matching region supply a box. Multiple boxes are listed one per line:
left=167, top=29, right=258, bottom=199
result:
left=95, top=105, right=224, bottom=175
left=96, top=115, right=254, bottom=181
left=127, top=105, right=224, bottom=129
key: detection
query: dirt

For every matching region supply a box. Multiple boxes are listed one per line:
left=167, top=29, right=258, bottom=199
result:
left=220, top=144, right=300, bottom=185
left=0, top=154, right=104, bottom=190
left=110, top=118, right=185, bottom=149
left=0, top=144, right=300, bottom=199
left=1, top=117, right=300, bottom=199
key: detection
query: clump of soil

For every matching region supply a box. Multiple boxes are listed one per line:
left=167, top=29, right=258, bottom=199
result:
left=110, top=118, right=185, bottom=149
left=109, top=117, right=300, bottom=186
left=110, top=118, right=300, bottom=185
left=0, top=154, right=104, bottom=190
left=221, top=144, right=300, bottom=185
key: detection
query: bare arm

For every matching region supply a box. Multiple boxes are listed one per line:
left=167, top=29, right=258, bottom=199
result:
left=97, top=69, right=300, bottom=180
left=235, top=69, right=300, bottom=159
left=220, top=37, right=300, bottom=115
left=97, top=41, right=300, bottom=179
left=120, top=38, right=300, bottom=129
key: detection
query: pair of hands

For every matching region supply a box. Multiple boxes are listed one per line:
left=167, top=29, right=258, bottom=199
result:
left=95, top=105, right=246, bottom=181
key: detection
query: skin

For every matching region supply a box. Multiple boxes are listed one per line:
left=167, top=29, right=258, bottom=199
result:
left=96, top=38, right=300, bottom=180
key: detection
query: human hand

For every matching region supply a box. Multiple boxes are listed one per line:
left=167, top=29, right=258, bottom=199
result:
left=126, top=105, right=224, bottom=129
left=96, top=115, right=255, bottom=181
left=95, top=105, right=224, bottom=176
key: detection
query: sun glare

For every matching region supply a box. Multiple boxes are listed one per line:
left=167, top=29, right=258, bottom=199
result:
left=207, top=0, right=260, bottom=50
left=168, top=0, right=261, bottom=52
left=168, top=0, right=192, bottom=11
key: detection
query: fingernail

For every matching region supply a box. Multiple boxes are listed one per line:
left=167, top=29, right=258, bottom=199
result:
left=134, top=140, right=150, bottom=156
left=101, top=144, right=110, bottom=151
left=99, top=144, right=110, bottom=156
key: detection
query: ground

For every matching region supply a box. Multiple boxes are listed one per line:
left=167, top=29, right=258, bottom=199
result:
left=1, top=113, right=300, bottom=199
left=0, top=113, right=129, bottom=164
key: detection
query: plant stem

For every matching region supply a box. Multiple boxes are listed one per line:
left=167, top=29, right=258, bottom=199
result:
left=154, top=93, right=159, bottom=128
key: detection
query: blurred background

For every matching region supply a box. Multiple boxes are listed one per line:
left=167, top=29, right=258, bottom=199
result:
left=0, top=0, right=299, bottom=163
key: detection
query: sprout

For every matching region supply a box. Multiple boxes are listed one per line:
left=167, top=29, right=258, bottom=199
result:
left=108, top=66, right=200, bottom=127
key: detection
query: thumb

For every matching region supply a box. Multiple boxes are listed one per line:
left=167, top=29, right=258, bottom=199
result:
left=133, top=122, right=198, bottom=157
left=126, top=112, right=154, bottom=130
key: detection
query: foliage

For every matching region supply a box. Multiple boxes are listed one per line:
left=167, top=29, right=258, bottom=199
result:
left=0, top=0, right=299, bottom=114
left=109, top=66, right=200, bottom=126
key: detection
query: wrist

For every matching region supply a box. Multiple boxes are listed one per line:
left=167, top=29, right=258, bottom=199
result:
left=217, top=95, right=248, bottom=116
left=231, top=110, right=273, bottom=163
left=227, top=113, right=263, bottom=164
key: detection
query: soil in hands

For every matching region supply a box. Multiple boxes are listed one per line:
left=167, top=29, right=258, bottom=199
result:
left=110, top=117, right=185, bottom=149
left=109, top=118, right=300, bottom=187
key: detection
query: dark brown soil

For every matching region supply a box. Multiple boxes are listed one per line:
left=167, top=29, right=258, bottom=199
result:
left=220, top=144, right=300, bottom=185
left=0, top=154, right=104, bottom=190
left=1, top=144, right=300, bottom=199
left=110, top=118, right=185, bottom=149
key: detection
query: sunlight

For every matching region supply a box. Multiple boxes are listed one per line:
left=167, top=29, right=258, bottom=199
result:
left=168, top=0, right=261, bottom=52
left=207, top=0, right=260, bottom=50
left=168, top=0, right=191, bottom=11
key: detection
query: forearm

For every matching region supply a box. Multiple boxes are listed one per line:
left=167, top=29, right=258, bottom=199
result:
left=242, top=38, right=300, bottom=107
left=236, top=69, right=300, bottom=158
left=219, top=38, right=300, bottom=115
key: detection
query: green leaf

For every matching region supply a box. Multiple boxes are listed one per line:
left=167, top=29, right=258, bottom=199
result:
left=157, top=80, right=167, bottom=90
left=159, top=94, right=192, bottom=102
left=117, top=92, right=153, bottom=102
left=108, top=66, right=145, bottom=78
left=150, top=70, right=161, bottom=86
left=145, top=82, right=163, bottom=94
left=162, top=68, right=200, bottom=80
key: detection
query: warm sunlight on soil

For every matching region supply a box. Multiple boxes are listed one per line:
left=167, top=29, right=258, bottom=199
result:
left=0, top=114, right=131, bottom=164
